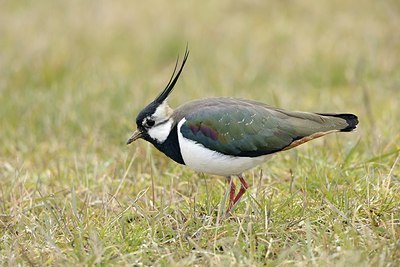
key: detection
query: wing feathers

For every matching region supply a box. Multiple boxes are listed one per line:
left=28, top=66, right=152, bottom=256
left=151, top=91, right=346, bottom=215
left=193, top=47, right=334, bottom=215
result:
left=177, top=98, right=358, bottom=157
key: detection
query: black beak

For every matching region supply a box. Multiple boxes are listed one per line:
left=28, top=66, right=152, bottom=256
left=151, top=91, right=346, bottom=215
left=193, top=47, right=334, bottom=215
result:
left=126, top=130, right=142, bottom=145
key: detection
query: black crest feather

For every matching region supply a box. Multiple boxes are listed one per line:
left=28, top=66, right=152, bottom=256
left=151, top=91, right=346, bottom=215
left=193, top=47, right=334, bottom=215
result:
left=154, top=45, right=189, bottom=104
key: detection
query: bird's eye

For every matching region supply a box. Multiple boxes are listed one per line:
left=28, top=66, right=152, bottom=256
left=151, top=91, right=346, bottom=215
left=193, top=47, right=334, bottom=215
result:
left=145, top=119, right=155, bottom=127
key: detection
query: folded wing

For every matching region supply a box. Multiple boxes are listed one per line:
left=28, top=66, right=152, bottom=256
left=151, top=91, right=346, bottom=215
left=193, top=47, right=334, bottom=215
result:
left=178, top=98, right=358, bottom=157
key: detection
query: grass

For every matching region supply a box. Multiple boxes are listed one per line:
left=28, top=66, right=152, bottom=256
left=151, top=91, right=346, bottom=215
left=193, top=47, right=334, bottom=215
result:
left=1, top=0, right=399, bottom=266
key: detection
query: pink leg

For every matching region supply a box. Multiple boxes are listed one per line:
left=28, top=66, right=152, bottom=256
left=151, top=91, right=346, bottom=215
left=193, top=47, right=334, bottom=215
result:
left=226, top=174, right=249, bottom=214
left=226, top=176, right=236, bottom=210
left=232, top=175, right=249, bottom=205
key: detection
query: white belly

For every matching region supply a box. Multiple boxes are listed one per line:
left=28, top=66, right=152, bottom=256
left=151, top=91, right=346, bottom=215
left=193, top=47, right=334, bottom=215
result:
left=177, top=119, right=270, bottom=176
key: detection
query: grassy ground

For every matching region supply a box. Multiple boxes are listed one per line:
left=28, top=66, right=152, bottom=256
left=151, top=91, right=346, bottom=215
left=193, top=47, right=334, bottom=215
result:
left=1, top=0, right=399, bottom=266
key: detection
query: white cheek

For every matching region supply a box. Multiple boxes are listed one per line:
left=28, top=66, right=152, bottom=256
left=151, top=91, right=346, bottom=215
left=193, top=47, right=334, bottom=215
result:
left=148, top=119, right=173, bottom=143
left=153, top=101, right=172, bottom=120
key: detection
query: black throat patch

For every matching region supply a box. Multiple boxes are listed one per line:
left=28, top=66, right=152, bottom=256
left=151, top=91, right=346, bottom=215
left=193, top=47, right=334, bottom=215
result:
left=148, top=124, right=185, bottom=165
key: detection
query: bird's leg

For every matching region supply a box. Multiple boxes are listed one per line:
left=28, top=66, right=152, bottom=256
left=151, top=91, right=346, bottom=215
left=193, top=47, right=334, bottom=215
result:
left=225, top=174, right=249, bottom=214
left=226, top=176, right=236, bottom=210
left=232, top=174, right=249, bottom=206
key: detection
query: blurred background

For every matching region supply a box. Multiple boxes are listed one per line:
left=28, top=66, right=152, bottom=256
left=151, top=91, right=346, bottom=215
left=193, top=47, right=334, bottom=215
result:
left=1, top=0, right=400, bottom=264
left=1, top=0, right=399, bottom=202
left=1, top=0, right=399, bottom=166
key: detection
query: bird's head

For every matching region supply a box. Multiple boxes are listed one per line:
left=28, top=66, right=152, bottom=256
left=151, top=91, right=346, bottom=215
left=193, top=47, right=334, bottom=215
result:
left=127, top=48, right=189, bottom=145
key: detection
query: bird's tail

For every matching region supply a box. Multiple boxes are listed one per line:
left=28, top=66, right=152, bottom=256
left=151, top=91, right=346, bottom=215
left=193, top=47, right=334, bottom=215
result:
left=317, top=113, right=359, bottom=132
left=281, top=112, right=359, bottom=151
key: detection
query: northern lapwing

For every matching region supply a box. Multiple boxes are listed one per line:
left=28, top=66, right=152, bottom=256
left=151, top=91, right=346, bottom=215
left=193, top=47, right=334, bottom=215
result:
left=127, top=48, right=359, bottom=213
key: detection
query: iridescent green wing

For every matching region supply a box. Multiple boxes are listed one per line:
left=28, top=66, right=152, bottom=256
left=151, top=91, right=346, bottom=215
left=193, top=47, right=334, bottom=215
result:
left=178, top=98, right=354, bottom=157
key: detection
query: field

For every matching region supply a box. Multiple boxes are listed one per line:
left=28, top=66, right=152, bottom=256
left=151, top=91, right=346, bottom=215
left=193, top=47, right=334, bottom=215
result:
left=1, top=0, right=399, bottom=266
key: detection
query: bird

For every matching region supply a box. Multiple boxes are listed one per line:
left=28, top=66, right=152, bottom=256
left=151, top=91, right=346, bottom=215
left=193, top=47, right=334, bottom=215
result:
left=127, top=48, right=359, bottom=214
